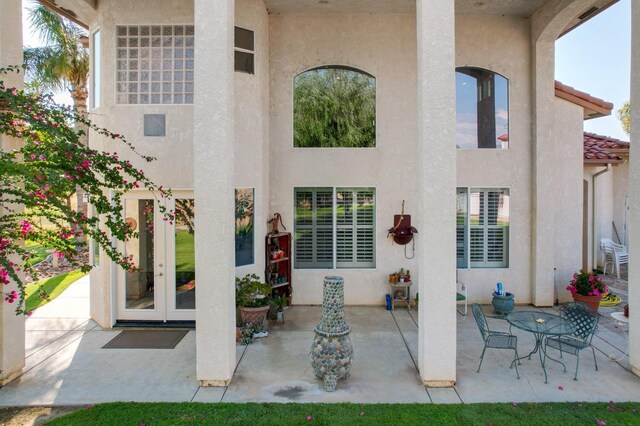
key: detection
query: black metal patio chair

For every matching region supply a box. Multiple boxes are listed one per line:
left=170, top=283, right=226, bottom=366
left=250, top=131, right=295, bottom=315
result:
left=544, top=302, right=599, bottom=380
left=472, top=303, right=520, bottom=379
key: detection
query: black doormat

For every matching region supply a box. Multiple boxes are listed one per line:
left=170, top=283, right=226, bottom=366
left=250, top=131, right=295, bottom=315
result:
left=102, top=330, right=189, bottom=349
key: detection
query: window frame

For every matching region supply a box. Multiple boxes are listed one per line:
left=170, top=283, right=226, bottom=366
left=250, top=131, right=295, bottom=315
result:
left=455, top=67, right=509, bottom=150
left=234, top=26, right=255, bottom=75
left=89, top=204, right=100, bottom=268
left=456, top=187, right=510, bottom=269
left=114, top=24, right=195, bottom=105
left=235, top=188, right=255, bottom=268
left=293, top=186, right=376, bottom=270
left=292, top=65, right=377, bottom=149
left=91, top=28, right=101, bottom=110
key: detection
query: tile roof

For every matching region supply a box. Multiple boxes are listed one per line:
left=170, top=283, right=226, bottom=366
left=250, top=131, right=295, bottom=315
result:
left=584, top=132, right=629, bottom=165
left=555, top=81, right=614, bottom=119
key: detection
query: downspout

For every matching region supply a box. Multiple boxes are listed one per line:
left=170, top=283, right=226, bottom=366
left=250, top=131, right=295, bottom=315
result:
left=592, top=164, right=611, bottom=271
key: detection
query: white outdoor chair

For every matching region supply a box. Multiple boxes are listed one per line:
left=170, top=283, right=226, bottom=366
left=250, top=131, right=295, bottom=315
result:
left=457, top=281, right=467, bottom=315
left=600, top=238, right=628, bottom=279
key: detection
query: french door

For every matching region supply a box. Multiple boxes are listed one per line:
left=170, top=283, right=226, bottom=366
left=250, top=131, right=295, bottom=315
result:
left=116, top=191, right=195, bottom=321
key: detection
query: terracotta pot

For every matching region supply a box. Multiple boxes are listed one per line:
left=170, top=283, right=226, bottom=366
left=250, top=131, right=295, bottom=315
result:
left=239, top=305, right=270, bottom=326
left=571, top=293, right=603, bottom=313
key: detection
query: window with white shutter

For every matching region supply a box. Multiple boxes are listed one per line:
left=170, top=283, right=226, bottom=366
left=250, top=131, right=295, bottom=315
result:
left=457, top=188, right=509, bottom=268
left=294, top=187, right=376, bottom=269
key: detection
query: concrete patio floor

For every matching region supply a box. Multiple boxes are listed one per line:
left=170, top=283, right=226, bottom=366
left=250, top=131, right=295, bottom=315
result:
left=0, top=274, right=637, bottom=405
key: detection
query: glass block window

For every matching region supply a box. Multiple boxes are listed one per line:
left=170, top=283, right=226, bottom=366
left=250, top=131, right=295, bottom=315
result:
left=116, top=25, right=195, bottom=104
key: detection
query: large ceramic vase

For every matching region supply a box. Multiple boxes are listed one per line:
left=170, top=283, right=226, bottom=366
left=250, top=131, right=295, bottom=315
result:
left=310, top=276, right=353, bottom=392
left=571, top=293, right=603, bottom=313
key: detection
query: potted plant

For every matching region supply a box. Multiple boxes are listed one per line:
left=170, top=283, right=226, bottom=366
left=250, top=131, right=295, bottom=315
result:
left=566, top=271, right=608, bottom=313
left=236, top=273, right=272, bottom=326
left=270, top=294, right=289, bottom=323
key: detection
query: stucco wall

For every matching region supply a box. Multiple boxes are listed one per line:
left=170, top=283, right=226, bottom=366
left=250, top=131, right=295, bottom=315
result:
left=85, top=2, right=590, bottom=310
left=87, top=0, right=269, bottom=324
left=584, top=166, right=614, bottom=270
left=234, top=0, right=270, bottom=280
left=268, top=12, right=419, bottom=305
left=455, top=14, right=533, bottom=303
left=613, top=162, right=629, bottom=245
left=553, top=98, right=584, bottom=303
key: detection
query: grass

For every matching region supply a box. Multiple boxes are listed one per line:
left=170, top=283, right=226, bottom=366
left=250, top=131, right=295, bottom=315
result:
left=47, top=402, right=640, bottom=425
left=25, top=240, right=49, bottom=265
left=175, top=229, right=195, bottom=273
left=24, top=269, right=87, bottom=313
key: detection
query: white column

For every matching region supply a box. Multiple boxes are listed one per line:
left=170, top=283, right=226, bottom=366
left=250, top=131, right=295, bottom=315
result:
left=0, top=0, right=25, bottom=386
left=416, top=0, right=457, bottom=387
left=194, top=0, right=236, bottom=386
left=628, top=0, right=640, bottom=377
left=530, top=40, right=556, bottom=306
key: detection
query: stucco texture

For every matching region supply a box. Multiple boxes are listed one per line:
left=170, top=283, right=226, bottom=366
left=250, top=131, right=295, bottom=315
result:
left=268, top=12, right=419, bottom=305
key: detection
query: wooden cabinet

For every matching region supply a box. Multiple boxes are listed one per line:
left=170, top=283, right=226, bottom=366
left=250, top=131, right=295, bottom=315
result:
left=265, top=233, right=292, bottom=304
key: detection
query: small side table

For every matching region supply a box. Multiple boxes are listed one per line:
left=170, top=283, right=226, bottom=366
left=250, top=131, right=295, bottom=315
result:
left=390, top=280, right=412, bottom=311
left=609, top=312, right=629, bottom=361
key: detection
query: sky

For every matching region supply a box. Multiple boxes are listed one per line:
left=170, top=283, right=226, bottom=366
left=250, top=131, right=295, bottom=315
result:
left=556, top=0, right=631, bottom=141
left=21, top=0, right=631, bottom=140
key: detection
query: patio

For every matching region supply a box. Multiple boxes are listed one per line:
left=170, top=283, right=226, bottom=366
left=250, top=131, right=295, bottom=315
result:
left=0, top=275, right=637, bottom=406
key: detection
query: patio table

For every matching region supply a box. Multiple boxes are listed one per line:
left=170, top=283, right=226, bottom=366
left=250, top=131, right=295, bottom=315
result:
left=506, top=311, right=576, bottom=383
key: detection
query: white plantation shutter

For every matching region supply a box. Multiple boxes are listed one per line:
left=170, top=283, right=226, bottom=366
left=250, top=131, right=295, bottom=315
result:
left=336, top=188, right=375, bottom=268
left=294, top=188, right=334, bottom=268
left=295, top=187, right=375, bottom=269
left=468, top=189, right=509, bottom=268
left=456, top=188, right=468, bottom=268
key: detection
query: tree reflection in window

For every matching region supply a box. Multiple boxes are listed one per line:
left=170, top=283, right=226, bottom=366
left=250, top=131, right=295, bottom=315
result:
left=456, top=67, right=508, bottom=149
left=294, top=66, right=375, bottom=148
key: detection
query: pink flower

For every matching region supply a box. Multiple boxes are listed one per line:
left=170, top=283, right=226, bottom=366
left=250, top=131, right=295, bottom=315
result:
left=306, top=415, right=312, bottom=421
left=20, top=221, right=33, bottom=236
left=52, top=250, right=64, bottom=259
left=512, top=402, right=518, bottom=407
left=596, top=420, right=606, bottom=426
left=558, top=386, right=564, bottom=390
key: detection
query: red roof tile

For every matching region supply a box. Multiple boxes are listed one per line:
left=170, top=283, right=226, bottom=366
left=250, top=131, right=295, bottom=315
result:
left=584, top=132, right=629, bottom=165
left=555, top=81, right=614, bottom=119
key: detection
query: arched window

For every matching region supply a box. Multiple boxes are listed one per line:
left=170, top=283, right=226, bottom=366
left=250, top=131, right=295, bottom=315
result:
left=456, top=67, right=509, bottom=149
left=293, top=66, right=376, bottom=148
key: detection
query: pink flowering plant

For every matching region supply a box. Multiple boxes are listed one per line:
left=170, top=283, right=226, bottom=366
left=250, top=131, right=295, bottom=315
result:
left=1, top=66, right=172, bottom=314
left=566, top=270, right=608, bottom=297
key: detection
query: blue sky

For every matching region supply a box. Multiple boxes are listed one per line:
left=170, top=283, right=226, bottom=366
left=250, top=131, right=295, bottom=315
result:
left=22, top=0, right=631, bottom=140
left=556, top=0, right=630, bottom=140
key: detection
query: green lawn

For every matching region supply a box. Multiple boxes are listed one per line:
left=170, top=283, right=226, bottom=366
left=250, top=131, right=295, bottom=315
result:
left=48, top=402, right=639, bottom=425
left=25, top=240, right=49, bottom=265
left=175, top=229, right=195, bottom=273
left=24, top=269, right=87, bottom=313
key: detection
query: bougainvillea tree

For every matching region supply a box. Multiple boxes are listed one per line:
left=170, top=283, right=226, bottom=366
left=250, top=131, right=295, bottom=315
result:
left=0, top=66, right=172, bottom=314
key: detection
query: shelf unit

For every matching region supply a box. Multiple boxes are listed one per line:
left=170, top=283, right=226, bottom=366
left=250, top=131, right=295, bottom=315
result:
left=389, top=280, right=412, bottom=311
left=265, top=232, right=292, bottom=304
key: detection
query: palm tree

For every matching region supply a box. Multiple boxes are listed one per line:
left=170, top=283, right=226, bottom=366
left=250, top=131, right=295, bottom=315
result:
left=617, top=101, right=630, bottom=137
left=23, top=2, right=90, bottom=222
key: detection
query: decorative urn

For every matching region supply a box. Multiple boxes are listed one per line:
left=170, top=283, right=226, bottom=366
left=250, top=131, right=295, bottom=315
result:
left=310, top=276, right=353, bottom=392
